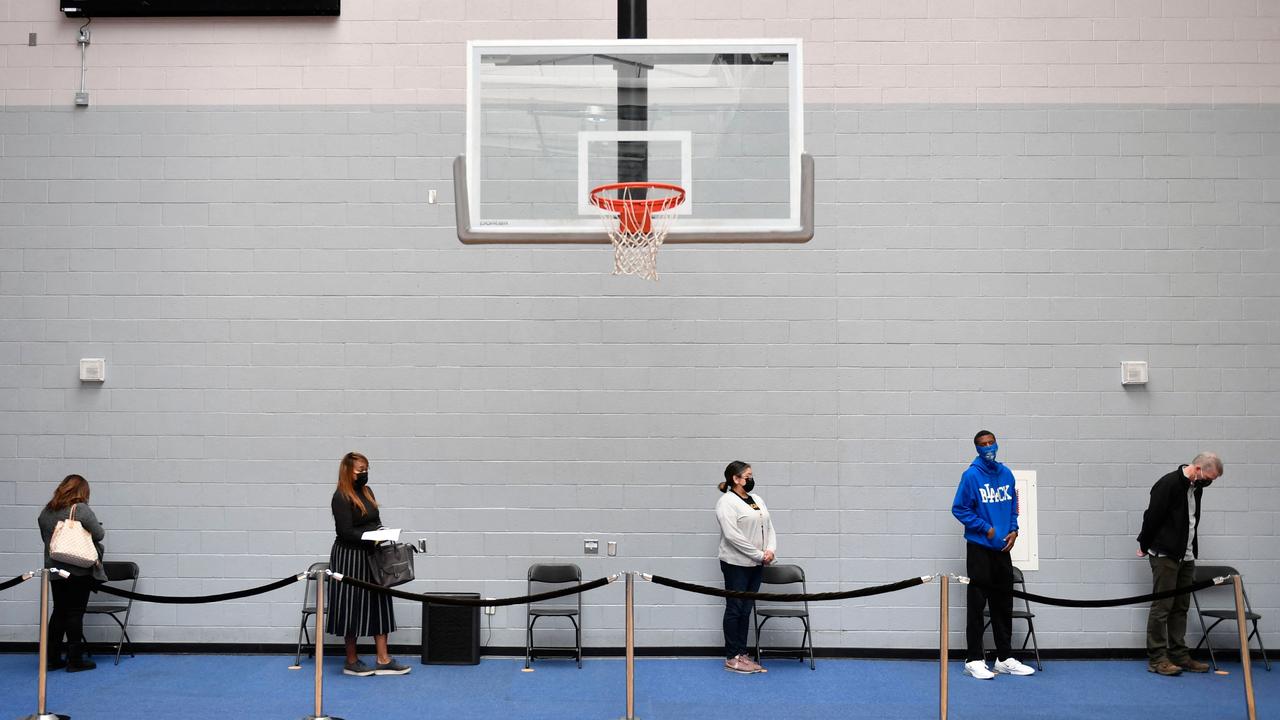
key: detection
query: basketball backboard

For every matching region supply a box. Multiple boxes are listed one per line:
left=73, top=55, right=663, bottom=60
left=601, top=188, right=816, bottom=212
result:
left=455, top=39, right=812, bottom=243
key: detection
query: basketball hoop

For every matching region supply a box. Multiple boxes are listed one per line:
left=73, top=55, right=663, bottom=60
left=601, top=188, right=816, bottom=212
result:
left=589, top=182, right=686, bottom=281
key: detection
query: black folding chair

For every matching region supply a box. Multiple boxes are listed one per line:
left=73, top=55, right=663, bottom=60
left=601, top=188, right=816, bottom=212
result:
left=525, top=563, right=582, bottom=669
left=293, top=561, right=329, bottom=667
left=84, top=561, right=139, bottom=665
left=752, top=564, right=815, bottom=670
left=1192, top=565, right=1270, bottom=671
left=983, top=565, right=1043, bottom=671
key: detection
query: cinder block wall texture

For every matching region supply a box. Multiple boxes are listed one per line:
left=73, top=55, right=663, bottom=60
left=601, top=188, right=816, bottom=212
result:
left=1, top=1, right=1277, bottom=651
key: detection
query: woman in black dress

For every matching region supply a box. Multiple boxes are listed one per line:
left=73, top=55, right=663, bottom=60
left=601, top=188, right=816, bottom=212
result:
left=327, top=452, right=409, bottom=676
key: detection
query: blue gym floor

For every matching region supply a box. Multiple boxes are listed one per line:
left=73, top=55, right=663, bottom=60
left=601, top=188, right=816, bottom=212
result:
left=0, top=654, right=1272, bottom=719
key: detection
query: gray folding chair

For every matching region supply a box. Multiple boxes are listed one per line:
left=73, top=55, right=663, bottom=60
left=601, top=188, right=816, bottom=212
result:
left=752, top=564, right=815, bottom=670
left=84, top=561, right=139, bottom=665
left=293, top=561, right=329, bottom=667
left=1192, top=565, right=1270, bottom=671
left=525, top=563, right=582, bottom=669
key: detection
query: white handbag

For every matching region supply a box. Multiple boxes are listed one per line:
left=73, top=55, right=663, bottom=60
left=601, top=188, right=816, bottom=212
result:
left=48, top=504, right=98, bottom=568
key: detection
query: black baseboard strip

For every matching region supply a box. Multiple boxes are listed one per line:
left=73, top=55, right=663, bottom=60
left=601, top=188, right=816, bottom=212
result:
left=0, top=641, right=1264, bottom=662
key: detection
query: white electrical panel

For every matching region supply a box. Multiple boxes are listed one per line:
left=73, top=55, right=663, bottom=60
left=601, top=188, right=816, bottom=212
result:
left=79, top=358, right=106, bottom=382
left=1121, top=361, right=1149, bottom=385
left=1011, top=470, right=1039, bottom=572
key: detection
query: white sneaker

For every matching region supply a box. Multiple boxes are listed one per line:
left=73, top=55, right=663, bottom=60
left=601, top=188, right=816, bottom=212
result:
left=964, top=660, right=995, bottom=680
left=994, top=657, right=1035, bottom=676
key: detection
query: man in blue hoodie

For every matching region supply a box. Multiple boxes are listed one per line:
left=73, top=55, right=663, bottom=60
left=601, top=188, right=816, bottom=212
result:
left=952, top=430, right=1036, bottom=680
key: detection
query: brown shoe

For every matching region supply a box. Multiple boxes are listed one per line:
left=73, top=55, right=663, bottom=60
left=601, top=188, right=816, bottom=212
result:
left=1175, top=658, right=1210, bottom=673
left=1148, top=660, right=1183, bottom=676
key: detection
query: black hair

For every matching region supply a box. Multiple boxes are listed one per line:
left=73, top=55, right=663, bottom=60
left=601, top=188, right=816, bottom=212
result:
left=719, top=460, right=751, bottom=493
left=974, top=430, right=996, bottom=444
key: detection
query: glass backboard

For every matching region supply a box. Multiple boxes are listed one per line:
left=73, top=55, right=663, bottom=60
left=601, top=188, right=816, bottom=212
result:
left=457, top=39, right=810, bottom=243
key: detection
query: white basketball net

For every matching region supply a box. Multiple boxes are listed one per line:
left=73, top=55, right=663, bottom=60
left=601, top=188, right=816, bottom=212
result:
left=592, top=185, right=683, bottom=282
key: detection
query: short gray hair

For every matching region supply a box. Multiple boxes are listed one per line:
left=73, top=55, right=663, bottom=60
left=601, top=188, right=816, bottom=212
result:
left=1191, top=452, right=1223, bottom=475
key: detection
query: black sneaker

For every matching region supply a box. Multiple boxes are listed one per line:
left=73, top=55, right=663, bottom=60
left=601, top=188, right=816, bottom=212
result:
left=343, top=660, right=376, bottom=677
left=374, top=658, right=411, bottom=676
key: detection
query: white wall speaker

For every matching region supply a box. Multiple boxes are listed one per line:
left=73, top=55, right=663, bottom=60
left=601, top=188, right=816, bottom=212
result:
left=79, top=358, right=106, bottom=383
left=1121, top=361, right=1149, bottom=385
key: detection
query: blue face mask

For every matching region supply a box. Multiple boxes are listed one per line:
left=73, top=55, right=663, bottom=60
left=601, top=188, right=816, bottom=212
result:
left=977, top=443, right=998, bottom=463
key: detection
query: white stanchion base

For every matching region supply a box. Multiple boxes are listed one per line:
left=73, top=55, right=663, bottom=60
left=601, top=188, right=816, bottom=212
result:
left=302, top=716, right=343, bottom=720
left=20, top=713, right=69, bottom=720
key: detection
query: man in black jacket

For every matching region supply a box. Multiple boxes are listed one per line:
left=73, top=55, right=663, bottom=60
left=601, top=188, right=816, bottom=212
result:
left=1136, top=452, right=1223, bottom=676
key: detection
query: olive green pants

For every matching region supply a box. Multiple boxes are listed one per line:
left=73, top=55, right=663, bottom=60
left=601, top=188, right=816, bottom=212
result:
left=1146, top=556, right=1195, bottom=665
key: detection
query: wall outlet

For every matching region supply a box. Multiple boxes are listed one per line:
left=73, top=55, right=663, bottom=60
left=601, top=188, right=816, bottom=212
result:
left=607, top=541, right=617, bottom=557
left=74, top=92, right=89, bottom=107
left=583, top=539, right=599, bottom=554
left=482, top=602, right=496, bottom=616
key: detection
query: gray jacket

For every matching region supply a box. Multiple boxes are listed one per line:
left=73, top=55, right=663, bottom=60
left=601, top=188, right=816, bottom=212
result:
left=38, top=503, right=107, bottom=582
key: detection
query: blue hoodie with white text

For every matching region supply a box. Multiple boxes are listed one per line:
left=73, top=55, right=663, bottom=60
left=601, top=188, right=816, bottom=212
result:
left=952, top=453, right=1019, bottom=550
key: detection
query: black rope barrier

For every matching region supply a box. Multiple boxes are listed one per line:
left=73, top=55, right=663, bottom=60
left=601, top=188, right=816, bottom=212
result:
left=335, top=573, right=613, bottom=607
left=962, top=575, right=1222, bottom=608
left=649, top=574, right=930, bottom=602
left=91, top=574, right=302, bottom=604
left=0, top=573, right=33, bottom=593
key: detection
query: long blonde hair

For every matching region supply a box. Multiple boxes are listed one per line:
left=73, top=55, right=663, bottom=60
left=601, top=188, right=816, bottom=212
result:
left=46, top=474, right=90, bottom=511
left=336, top=452, right=377, bottom=517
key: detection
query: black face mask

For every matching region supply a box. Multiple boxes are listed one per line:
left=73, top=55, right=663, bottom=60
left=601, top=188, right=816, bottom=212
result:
left=742, top=478, right=755, bottom=493
left=354, top=471, right=369, bottom=488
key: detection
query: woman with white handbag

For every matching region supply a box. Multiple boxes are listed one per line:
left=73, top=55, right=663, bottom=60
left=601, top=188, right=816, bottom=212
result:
left=37, top=474, right=107, bottom=672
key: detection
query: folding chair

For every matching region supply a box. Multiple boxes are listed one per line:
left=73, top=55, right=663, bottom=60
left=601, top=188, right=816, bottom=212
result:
left=84, top=561, right=139, bottom=666
left=983, top=565, right=1043, bottom=671
left=1192, top=565, right=1270, bottom=671
left=752, top=563, right=815, bottom=670
left=294, top=561, right=329, bottom=667
left=525, top=563, right=582, bottom=669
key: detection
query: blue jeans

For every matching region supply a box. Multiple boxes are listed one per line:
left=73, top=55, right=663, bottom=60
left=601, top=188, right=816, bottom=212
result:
left=721, top=561, right=763, bottom=659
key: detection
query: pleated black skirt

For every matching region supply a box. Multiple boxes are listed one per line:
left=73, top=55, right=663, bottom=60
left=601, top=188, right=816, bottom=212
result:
left=325, top=541, right=396, bottom=637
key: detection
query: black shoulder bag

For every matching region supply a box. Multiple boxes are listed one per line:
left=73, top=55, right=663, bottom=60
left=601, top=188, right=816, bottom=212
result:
left=370, top=542, right=417, bottom=587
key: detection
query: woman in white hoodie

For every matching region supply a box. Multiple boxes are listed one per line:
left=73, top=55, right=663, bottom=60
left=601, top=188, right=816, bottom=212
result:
left=715, top=460, right=777, bottom=674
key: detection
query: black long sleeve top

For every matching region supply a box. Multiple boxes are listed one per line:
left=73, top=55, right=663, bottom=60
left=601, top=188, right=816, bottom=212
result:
left=1137, top=465, right=1202, bottom=560
left=332, top=490, right=382, bottom=550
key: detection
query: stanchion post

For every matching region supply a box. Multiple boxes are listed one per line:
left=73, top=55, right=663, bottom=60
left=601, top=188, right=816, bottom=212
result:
left=621, top=571, right=637, bottom=720
left=1232, top=576, right=1256, bottom=720
left=21, top=568, right=68, bottom=720
left=939, top=575, right=948, bottom=720
left=303, top=569, right=341, bottom=720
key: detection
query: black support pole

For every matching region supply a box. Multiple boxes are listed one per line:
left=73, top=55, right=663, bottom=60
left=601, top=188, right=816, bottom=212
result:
left=617, top=0, right=646, bottom=39
left=617, top=0, right=648, bottom=186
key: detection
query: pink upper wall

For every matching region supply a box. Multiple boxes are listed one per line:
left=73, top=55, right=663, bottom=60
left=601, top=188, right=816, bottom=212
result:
left=1, top=0, right=1277, bottom=106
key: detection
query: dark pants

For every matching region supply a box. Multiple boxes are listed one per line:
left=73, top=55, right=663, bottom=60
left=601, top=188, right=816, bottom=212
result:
left=1147, top=556, right=1195, bottom=664
left=966, top=543, right=1013, bottom=662
left=721, top=561, right=763, bottom=659
left=48, top=573, right=95, bottom=659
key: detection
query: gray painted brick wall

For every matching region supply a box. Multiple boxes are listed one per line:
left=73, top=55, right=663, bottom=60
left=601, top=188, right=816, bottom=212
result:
left=1, top=105, right=1277, bottom=651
